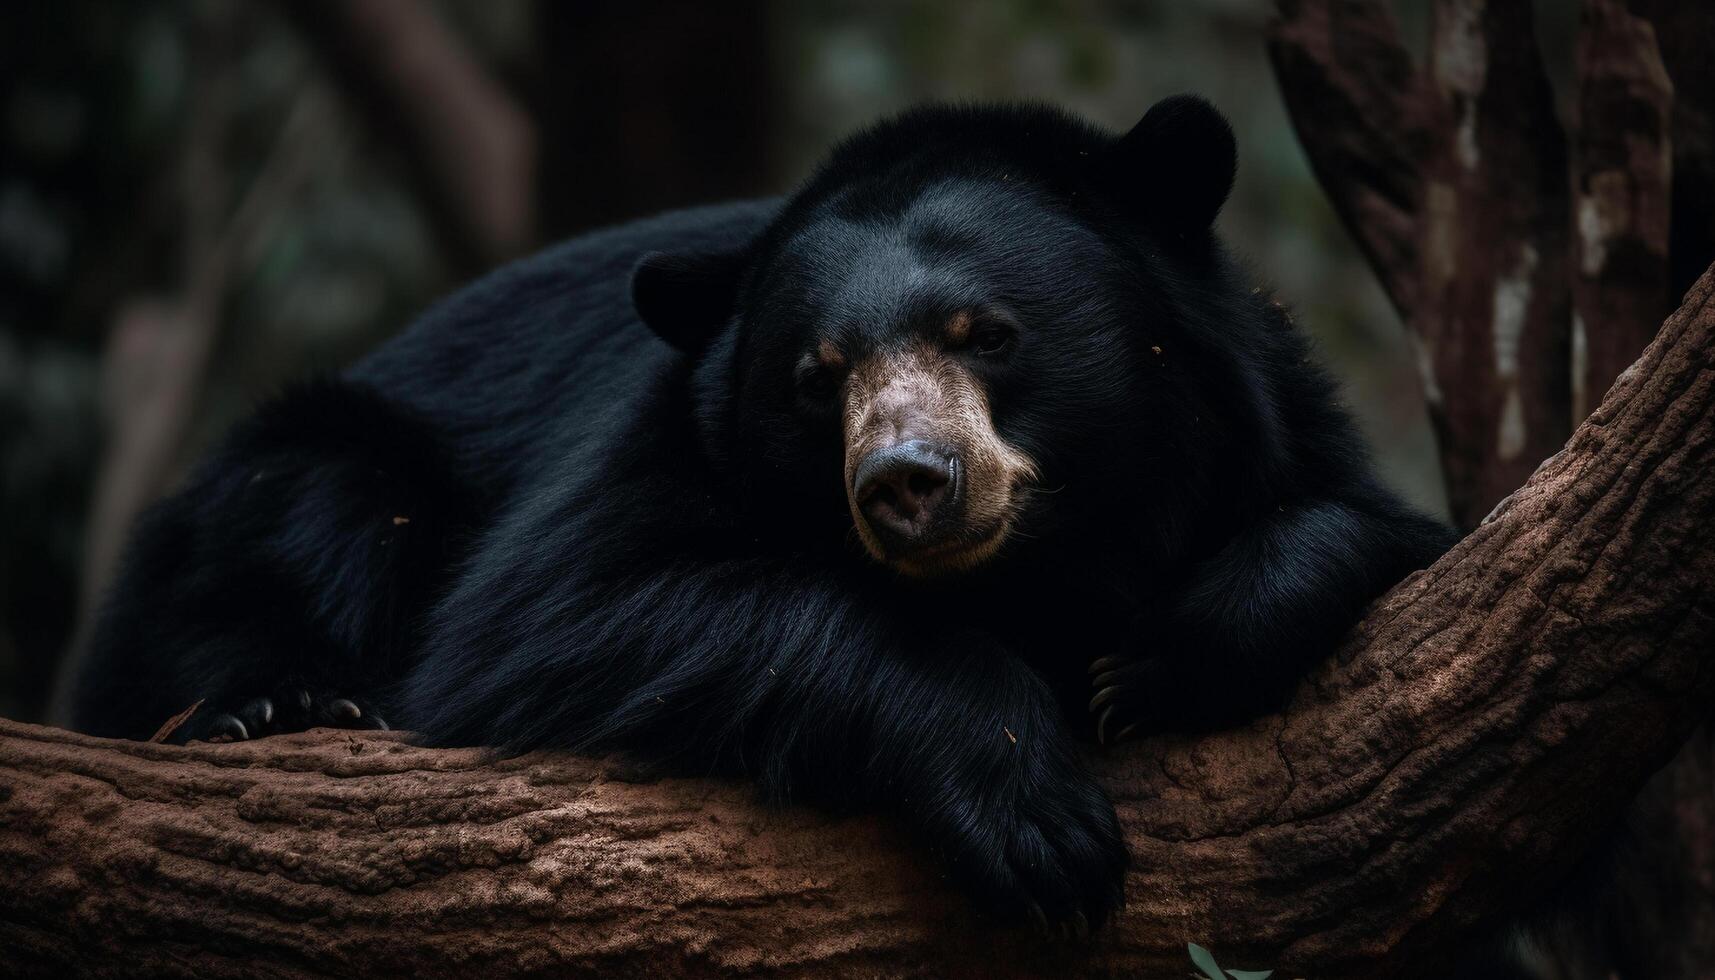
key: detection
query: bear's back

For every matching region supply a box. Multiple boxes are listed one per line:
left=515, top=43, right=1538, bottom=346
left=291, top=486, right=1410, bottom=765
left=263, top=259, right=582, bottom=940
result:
left=348, top=199, right=780, bottom=499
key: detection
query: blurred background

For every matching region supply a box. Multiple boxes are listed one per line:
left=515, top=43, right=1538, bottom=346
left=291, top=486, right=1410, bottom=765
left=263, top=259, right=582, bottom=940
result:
left=0, top=0, right=1462, bottom=724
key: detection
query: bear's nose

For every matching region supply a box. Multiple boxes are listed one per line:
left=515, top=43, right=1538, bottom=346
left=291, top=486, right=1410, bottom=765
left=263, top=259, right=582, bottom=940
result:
left=853, top=440, right=960, bottom=549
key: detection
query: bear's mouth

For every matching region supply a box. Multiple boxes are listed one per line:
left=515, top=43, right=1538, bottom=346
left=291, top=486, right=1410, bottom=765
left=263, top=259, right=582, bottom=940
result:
left=876, top=516, right=1015, bottom=578
left=849, top=472, right=1027, bottom=577
left=846, top=471, right=1026, bottom=577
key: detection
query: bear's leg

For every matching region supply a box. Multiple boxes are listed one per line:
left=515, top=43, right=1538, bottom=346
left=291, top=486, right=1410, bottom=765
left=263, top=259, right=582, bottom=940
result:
left=402, top=542, right=1128, bottom=927
left=69, top=381, right=477, bottom=743
left=1089, top=495, right=1455, bottom=741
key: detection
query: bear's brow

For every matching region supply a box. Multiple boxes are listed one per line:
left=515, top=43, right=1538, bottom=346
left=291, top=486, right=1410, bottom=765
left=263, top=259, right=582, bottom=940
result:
left=815, top=337, right=847, bottom=369
left=944, top=312, right=973, bottom=345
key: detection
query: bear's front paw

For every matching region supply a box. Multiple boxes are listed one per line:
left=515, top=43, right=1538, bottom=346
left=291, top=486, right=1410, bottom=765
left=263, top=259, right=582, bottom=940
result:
left=169, top=688, right=389, bottom=744
left=942, top=767, right=1128, bottom=936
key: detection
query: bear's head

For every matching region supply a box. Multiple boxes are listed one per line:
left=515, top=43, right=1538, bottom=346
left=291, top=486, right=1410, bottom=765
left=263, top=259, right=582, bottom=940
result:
left=633, top=96, right=1274, bottom=579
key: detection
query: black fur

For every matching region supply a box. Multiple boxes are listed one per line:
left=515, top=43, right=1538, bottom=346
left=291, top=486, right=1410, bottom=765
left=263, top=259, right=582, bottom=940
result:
left=71, top=97, right=1454, bottom=929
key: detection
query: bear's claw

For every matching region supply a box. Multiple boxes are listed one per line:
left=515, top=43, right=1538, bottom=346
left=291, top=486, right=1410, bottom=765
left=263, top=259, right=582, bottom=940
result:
left=1093, top=705, right=1140, bottom=747
left=1088, top=684, right=1124, bottom=711
left=1089, top=658, right=1147, bottom=746
left=204, top=713, right=249, bottom=743
left=1086, top=655, right=1127, bottom=676
left=328, top=697, right=364, bottom=723
left=179, top=689, right=387, bottom=743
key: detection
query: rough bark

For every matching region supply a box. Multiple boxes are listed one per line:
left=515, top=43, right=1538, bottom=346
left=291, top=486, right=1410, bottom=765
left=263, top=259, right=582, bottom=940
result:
left=1264, top=0, right=1440, bottom=319
left=4, top=266, right=1714, bottom=979
left=1632, top=0, right=1715, bottom=302
left=1590, top=16, right=1715, bottom=974
left=1416, top=0, right=1574, bottom=525
left=1268, top=0, right=1709, bottom=530
left=1570, top=0, right=1674, bottom=424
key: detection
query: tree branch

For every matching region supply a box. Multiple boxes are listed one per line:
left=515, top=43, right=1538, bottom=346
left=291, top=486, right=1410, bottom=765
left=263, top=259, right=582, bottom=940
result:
left=4, top=267, right=1714, bottom=977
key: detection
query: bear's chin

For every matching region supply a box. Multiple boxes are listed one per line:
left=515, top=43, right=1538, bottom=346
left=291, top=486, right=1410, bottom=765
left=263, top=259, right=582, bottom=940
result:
left=867, top=519, right=1015, bottom=580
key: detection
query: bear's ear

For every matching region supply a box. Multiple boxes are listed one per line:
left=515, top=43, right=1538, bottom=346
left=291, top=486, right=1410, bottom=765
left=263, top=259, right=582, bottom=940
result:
left=631, top=249, right=747, bottom=352
left=1103, top=95, right=1237, bottom=235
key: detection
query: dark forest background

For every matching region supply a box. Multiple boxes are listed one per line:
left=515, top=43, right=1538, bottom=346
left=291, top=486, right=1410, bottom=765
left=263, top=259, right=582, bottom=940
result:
left=7, top=0, right=1572, bottom=724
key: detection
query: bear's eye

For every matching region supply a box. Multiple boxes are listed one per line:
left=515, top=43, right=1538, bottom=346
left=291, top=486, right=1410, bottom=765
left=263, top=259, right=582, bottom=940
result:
left=797, top=365, right=840, bottom=401
left=969, top=320, right=1016, bottom=357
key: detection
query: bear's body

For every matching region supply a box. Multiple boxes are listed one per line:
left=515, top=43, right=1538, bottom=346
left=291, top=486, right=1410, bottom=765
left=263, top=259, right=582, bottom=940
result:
left=72, top=99, right=1453, bottom=928
left=72, top=199, right=774, bottom=744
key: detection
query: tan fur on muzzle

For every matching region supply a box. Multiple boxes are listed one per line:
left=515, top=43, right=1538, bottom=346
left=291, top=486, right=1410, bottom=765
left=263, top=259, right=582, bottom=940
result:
left=842, top=343, right=1037, bottom=575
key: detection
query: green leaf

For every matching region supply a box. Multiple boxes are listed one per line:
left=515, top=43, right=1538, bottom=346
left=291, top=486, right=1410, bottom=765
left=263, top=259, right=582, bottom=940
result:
left=1226, top=971, right=1274, bottom=980
left=1187, top=943, right=1225, bottom=980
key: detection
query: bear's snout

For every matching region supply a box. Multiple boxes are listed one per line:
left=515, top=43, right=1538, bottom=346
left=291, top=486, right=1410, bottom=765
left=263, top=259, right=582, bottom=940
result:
left=842, top=342, right=1037, bottom=576
left=852, top=440, right=962, bottom=550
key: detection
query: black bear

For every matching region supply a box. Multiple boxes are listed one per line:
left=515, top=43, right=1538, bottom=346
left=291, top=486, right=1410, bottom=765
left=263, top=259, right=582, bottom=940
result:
left=71, top=96, right=1453, bottom=930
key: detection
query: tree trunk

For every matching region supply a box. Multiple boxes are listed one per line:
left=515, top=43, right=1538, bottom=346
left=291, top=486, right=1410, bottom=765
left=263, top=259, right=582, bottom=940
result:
left=1269, top=0, right=1709, bottom=531
left=1416, top=0, right=1575, bottom=525
left=5, top=265, right=1714, bottom=979
left=1569, top=0, right=1674, bottom=425
left=1265, top=0, right=1440, bottom=320
left=1632, top=0, right=1715, bottom=302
